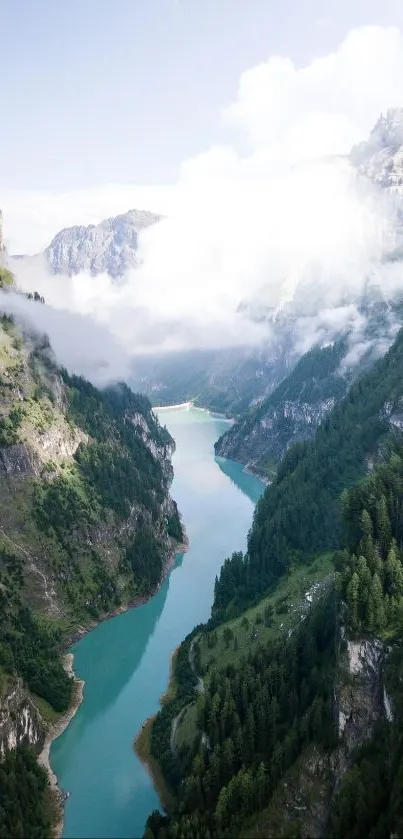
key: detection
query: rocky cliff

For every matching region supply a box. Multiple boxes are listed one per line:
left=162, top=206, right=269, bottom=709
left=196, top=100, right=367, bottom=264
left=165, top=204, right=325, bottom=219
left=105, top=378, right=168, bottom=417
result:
left=13, top=208, right=161, bottom=278
left=351, top=107, right=403, bottom=194
left=0, top=302, right=184, bottom=833
left=215, top=342, right=347, bottom=474
left=0, top=313, right=182, bottom=619
left=0, top=679, right=43, bottom=758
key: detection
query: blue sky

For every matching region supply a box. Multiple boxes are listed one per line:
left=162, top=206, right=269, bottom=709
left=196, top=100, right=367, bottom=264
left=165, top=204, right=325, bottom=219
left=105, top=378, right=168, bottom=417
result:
left=2, top=0, right=403, bottom=191
left=2, top=0, right=403, bottom=251
left=3, top=1, right=403, bottom=370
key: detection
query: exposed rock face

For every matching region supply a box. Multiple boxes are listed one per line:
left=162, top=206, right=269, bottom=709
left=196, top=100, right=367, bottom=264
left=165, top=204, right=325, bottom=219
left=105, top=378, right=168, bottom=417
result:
left=351, top=108, right=403, bottom=194
left=130, top=410, right=174, bottom=484
left=268, top=636, right=392, bottom=838
left=43, top=208, right=161, bottom=277
left=0, top=443, right=39, bottom=477
left=30, top=424, right=89, bottom=464
left=336, top=639, right=385, bottom=756
left=0, top=313, right=182, bottom=626
left=215, top=342, right=349, bottom=472
left=0, top=680, right=44, bottom=758
left=216, top=397, right=338, bottom=475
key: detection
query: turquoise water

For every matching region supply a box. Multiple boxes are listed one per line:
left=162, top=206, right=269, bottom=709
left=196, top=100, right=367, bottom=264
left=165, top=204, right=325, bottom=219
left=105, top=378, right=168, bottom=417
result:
left=51, top=407, right=264, bottom=839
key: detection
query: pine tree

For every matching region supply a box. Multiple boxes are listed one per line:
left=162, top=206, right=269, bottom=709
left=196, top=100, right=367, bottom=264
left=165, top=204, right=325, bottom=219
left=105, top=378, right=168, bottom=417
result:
left=347, top=571, right=360, bottom=630
left=369, top=572, right=385, bottom=631
left=376, top=496, right=392, bottom=559
left=386, top=541, right=403, bottom=596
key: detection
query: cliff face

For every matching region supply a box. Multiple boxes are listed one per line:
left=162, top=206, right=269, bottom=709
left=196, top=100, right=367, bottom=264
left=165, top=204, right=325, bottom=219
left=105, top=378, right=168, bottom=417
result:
left=248, top=634, right=391, bottom=839
left=351, top=108, right=403, bottom=194
left=0, top=302, right=184, bottom=778
left=215, top=342, right=350, bottom=474
left=0, top=679, right=43, bottom=758
left=0, top=312, right=183, bottom=621
left=215, top=296, right=403, bottom=476
left=11, top=209, right=161, bottom=279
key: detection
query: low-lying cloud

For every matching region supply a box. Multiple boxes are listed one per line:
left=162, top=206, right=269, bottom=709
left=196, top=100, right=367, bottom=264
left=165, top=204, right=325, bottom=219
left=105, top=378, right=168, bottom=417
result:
left=0, top=291, right=132, bottom=386
left=5, top=24, right=403, bottom=381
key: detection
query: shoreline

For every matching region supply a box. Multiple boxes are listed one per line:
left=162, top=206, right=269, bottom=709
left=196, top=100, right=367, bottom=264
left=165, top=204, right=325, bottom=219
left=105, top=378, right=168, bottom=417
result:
left=43, top=536, right=189, bottom=838
left=154, top=402, right=233, bottom=422
left=243, top=462, right=271, bottom=485
left=133, top=645, right=180, bottom=812
left=66, top=536, right=189, bottom=648
left=134, top=715, right=175, bottom=812
left=154, top=401, right=193, bottom=412
left=38, top=653, right=85, bottom=839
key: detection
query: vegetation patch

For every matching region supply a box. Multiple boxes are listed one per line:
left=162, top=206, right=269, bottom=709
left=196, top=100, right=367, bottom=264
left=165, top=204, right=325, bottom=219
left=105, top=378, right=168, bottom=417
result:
left=199, top=553, right=334, bottom=678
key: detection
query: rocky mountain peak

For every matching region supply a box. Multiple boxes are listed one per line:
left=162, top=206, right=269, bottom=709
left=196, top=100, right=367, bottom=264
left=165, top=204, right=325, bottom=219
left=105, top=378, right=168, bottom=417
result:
left=351, top=108, right=403, bottom=192
left=44, top=207, right=161, bottom=278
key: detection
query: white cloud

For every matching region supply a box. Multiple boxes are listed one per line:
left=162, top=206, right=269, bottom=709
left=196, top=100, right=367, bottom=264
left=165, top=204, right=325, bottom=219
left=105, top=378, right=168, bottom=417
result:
left=0, top=291, right=131, bottom=386
left=4, top=24, right=403, bottom=373
left=224, top=25, right=403, bottom=161
left=2, top=184, right=175, bottom=254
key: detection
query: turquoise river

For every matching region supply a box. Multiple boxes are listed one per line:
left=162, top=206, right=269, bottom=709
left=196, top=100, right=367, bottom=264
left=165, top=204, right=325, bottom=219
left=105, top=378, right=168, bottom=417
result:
left=51, top=407, right=264, bottom=838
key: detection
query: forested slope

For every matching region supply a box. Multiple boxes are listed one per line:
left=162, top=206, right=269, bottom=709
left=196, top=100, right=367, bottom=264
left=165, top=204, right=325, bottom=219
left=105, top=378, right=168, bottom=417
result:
left=215, top=341, right=350, bottom=475
left=215, top=325, right=403, bottom=616
left=0, top=307, right=183, bottom=837
left=143, top=327, right=403, bottom=839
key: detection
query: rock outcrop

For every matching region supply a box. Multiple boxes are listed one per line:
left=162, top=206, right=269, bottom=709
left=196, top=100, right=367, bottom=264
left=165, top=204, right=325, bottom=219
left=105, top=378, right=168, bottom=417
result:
left=0, top=679, right=44, bottom=758
left=43, top=208, right=160, bottom=277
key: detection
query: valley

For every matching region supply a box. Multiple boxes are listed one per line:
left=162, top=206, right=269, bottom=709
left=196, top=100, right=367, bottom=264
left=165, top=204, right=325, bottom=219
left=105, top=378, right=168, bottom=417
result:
left=49, top=407, right=264, bottom=838
left=1, top=68, right=403, bottom=839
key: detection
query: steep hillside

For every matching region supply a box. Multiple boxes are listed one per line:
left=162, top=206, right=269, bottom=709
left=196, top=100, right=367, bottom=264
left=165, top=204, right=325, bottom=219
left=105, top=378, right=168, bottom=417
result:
left=0, top=306, right=183, bottom=836
left=214, top=325, right=403, bottom=615
left=133, top=110, right=403, bottom=417
left=0, top=314, right=182, bottom=621
left=142, top=329, right=403, bottom=839
left=215, top=294, right=403, bottom=475
left=351, top=107, right=403, bottom=194
left=129, top=343, right=293, bottom=416
left=214, top=341, right=349, bottom=475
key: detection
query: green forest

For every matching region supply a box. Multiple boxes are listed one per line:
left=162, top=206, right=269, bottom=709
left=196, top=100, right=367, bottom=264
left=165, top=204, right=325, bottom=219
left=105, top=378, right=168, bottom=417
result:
left=0, top=329, right=182, bottom=838
left=144, top=327, right=403, bottom=839
left=0, top=546, right=72, bottom=711
left=147, top=590, right=338, bottom=839
left=31, top=373, right=182, bottom=612
left=0, top=547, right=72, bottom=838
left=214, top=326, right=403, bottom=618
left=0, top=746, right=54, bottom=838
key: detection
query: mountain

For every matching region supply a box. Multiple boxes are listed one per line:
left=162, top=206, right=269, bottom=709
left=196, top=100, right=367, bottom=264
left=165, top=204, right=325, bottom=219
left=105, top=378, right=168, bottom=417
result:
left=215, top=341, right=350, bottom=476
left=210, top=111, right=403, bottom=469
left=45, top=208, right=160, bottom=277
left=0, top=285, right=183, bottom=834
left=143, top=324, right=403, bottom=839
left=351, top=107, right=403, bottom=193
left=132, top=110, right=403, bottom=420
left=129, top=342, right=294, bottom=416
left=14, top=209, right=161, bottom=278
left=215, top=295, right=403, bottom=474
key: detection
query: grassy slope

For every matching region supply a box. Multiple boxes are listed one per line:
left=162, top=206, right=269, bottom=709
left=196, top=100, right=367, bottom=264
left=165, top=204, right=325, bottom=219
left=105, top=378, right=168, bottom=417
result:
left=172, top=553, right=334, bottom=752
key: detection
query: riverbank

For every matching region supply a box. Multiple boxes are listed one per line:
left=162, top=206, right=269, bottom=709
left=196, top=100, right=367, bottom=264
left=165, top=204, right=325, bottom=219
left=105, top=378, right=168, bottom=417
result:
left=45, top=411, right=263, bottom=838
left=243, top=462, right=271, bottom=485
left=38, top=653, right=85, bottom=839
left=154, top=401, right=193, bottom=411
left=154, top=401, right=233, bottom=422
left=45, top=536, right=188, bottom=838
left=134, top=716, right=175, bottom=813
left=66, top=536, right=189, bottom=648
left=134, top=645, right=180, bottom=812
